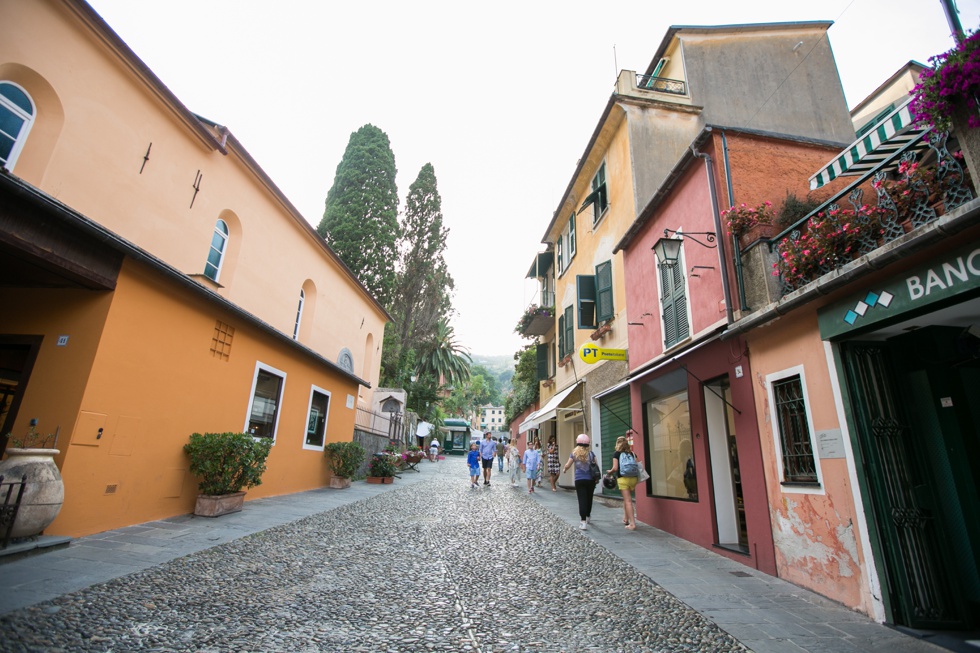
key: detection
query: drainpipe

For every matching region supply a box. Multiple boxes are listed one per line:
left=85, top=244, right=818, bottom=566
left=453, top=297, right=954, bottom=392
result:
left=721, top=129, right=748, bottom=312
left=691, top=139, right=735, bottom=325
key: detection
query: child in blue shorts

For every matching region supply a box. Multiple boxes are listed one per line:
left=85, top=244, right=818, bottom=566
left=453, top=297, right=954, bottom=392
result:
left=467, top=442, right=480, bottom=488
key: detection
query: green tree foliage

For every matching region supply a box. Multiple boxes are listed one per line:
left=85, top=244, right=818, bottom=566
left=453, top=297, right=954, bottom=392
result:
left=416, top=320, right=471, bottom=389
left=504, top=346, right=540, bottom=425
left=470, top=364, right=502, bottom=406
left=317, top=124, right=400, bottom=307
left=382, top=163, right=454, bottom=385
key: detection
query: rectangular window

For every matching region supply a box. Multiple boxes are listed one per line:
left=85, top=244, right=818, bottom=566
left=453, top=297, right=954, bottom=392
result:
left=645, top=379, right=693, bottom=500
left=595, top=260, right=614, bottom=323
left=246, top=363, right=285, bottom=440
left=304, top=387, right=330, bottom=449
left=577, top=275, right=596, bottom=329
left=563, top=305, right=574, bottom=358
left=557, top=311, right=565, bottom=359
left=556, top=236, right=564, bottom=275
left=771, top=374, right=818, bottom=484
left=536, top=343, right=550, bottom=381
left=568, top=212, right=576, bottom=258
left=658, top=254, right=689, bottom=348
left=590, top=162, right=608, bottom=225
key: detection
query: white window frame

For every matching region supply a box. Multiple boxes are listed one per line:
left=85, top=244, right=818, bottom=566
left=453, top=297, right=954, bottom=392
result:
left=0, top=81, right=35, bottom=172
left=302, top=385, right=331, bottom=451
left=204, top=219, right=229, bottom=282
left=293, top=289, right=305, bottom=340
left=764, top=365, right=824, bottom=495
left=244, top=361, right=287, bottom=443
left=556, top=214, right=576, bottom=278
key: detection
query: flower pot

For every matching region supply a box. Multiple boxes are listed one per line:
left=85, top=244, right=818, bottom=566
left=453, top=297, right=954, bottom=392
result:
left=193, top=491, right=246, bottom=517
left=738, top=224, right=777, bottom=249
left=329, top=476, right=351, bottom=489
left=0, top=448, right=64, bottom=539
left=366, top=476, right=393, bottom=484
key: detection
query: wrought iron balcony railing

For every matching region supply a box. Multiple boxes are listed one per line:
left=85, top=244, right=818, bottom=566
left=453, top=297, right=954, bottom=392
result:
left=635, top=74, right=686, bottom=96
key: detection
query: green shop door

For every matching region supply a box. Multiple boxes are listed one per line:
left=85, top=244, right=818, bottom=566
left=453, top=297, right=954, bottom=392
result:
left=841, top=331, right=980, bottom=630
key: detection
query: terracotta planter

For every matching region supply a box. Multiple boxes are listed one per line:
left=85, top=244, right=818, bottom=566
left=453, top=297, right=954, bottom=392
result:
left=0, top=448, right=64, bottom=539
left=366, top=476, right=393, bottom=484
left=738, top=224, right=777, bottom=249
left=329, top=476, right=351, bottom=489
left=194, top=491, right=246, bottom=517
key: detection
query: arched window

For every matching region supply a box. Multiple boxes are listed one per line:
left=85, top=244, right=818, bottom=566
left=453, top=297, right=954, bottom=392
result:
left=204, top=219, right=229, bottom=281
left=0, top=81, right=35, bottom=171
left=292, top=289, right=305, bottom=340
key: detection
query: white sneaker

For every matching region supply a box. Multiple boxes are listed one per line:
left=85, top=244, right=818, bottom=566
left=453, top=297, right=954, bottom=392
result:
left=579, top=521, right=587, bottom=530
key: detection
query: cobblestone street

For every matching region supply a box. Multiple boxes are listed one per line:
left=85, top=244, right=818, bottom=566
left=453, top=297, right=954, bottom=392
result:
left=0, top=458, right=951, bottom=653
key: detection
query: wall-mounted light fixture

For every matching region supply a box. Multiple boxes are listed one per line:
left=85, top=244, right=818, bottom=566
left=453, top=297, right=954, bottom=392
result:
left=651, top=228, right=716, bottom=266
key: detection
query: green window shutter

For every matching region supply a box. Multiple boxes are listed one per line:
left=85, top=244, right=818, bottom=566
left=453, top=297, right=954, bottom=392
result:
left=577, top=275, right=596, bottom=329
left=564, top=305, right=574, bottom=357
left=536, top=344, right=549, bottom=381
left=595, top=260, right=613, bottom=322
left=660, top=262, right=689, bottom=347
left=558, top=312, right=566, bottom=359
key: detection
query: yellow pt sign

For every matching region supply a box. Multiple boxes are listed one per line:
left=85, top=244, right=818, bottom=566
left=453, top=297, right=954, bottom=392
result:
left=579, top=343, right=627, bottom=364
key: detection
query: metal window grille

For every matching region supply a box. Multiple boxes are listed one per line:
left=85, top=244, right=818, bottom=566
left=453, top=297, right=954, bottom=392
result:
left=772, top=375, right=817, bottom=483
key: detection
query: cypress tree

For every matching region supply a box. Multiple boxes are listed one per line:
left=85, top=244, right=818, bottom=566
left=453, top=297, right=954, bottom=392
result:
left=317, top=124, right=400, bottom=307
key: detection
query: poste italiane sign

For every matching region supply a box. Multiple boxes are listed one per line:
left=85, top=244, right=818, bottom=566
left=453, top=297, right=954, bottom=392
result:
left=579, top=343, right=627, bottom=364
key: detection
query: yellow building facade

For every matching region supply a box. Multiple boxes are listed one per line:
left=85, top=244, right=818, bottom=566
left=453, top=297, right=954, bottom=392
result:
left=0, top=0, right=388, bottom=536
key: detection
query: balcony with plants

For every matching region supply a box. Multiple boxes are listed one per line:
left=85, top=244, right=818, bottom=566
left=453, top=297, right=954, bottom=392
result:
left=732, top=32, right=980, bottom=314
left=515, top=302, right=555, bottom=338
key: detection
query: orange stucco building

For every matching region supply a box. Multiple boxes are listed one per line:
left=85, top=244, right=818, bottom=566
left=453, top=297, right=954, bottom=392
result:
left=0, top=0, right=388, bottom=536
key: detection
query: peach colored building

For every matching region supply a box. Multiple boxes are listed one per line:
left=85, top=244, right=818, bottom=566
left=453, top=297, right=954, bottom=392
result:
left=0, top=0, right=388, bottom=537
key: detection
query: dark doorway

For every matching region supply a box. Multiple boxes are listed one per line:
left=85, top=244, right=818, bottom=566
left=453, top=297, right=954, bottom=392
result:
left=0, top=336, right=43, bottom=452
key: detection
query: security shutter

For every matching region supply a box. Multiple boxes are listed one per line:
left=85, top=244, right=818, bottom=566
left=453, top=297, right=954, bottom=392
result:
left=599, top=388, right=632, bottom=494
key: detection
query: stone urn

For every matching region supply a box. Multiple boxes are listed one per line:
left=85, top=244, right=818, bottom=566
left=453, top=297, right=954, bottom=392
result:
left=0, top=448, right=65, bottom=539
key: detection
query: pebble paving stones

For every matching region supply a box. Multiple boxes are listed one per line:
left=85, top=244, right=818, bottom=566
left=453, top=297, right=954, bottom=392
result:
left=0, top=478, right=749, bottom=653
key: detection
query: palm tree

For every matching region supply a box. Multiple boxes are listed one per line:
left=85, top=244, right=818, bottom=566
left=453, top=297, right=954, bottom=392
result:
left=416, top=321, right=471, bottom=388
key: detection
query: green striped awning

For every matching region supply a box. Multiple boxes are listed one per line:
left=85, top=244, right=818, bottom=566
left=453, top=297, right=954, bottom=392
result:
left=809, top=97, right=925, bottom=190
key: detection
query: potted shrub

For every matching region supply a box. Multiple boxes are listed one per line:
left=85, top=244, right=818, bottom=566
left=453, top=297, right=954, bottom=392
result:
left=0, top=419, right=64, bottom=540
left=183, top=432, right=272, bottom=517
left=324, top=441, right=365, bottom=488
left=366, top=452, right=397, bottom=484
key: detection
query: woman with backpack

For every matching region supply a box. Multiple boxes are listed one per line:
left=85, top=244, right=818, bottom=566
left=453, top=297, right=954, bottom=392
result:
left=608, top=431, right=640, bottom=530
left=562, top=433, right=598, bottom=530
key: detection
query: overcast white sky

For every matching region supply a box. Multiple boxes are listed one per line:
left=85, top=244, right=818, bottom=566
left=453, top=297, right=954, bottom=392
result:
left=87, top=0, right=979, bottom=358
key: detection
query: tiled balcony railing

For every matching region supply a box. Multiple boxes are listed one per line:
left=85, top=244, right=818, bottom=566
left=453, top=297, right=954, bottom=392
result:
left=739, top=128, right=975, bottom=305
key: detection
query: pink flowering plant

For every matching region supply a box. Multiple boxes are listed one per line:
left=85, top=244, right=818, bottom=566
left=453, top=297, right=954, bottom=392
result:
left=722, top=201, right=775, bottom=237
left=773, top=206, right=883, bottom=289
left=911, top=30, right=980, bottom=132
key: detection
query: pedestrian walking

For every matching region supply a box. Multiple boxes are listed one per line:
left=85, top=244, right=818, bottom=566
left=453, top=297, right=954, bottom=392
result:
left=546, top=435, right=560, bottom=492
left=562, top=433, right=597, bottom=530
left=521, top=440, right=541, bottom=493
left=506, top=439, right=522, bottom=486
left=479, top=431, right=497, bottom=486
left=496, top=437, right=505, bottom=472
left=429, top=437, right=440, bottom=462
left=608, top=431, right=640, bottom=530
left=467, top=442, right=480, bottom=488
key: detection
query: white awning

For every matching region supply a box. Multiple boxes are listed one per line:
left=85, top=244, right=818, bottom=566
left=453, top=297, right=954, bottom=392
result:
left=809, top=97, right=926, bottom=190
left=518, top=381, right=584, bottom=433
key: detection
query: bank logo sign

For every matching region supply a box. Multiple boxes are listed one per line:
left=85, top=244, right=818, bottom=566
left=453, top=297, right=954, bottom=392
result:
left=843, top=290, right=894, bottom=326
left=818, top=240, right=980, bottom=340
